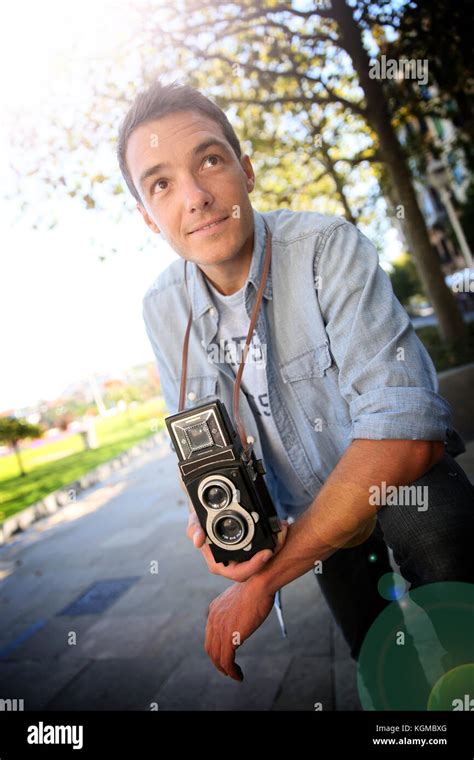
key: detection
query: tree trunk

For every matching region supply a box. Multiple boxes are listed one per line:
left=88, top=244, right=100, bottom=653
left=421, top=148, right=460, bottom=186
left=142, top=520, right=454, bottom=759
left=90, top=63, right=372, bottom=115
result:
left=332, top=0, right=467, bottom=343
left=12, top=441, right=26, bottom=477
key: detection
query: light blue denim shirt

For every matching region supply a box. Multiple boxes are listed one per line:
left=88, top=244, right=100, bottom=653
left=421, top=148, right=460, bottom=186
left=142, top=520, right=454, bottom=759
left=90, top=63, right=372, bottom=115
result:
left=142, top=207, right=461, bottom=519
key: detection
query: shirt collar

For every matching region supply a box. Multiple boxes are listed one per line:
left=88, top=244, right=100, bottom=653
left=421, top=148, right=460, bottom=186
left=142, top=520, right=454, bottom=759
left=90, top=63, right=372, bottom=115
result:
left=247, top=208, right=273, bottom=302
left=189, top=208, right=272, bottom=320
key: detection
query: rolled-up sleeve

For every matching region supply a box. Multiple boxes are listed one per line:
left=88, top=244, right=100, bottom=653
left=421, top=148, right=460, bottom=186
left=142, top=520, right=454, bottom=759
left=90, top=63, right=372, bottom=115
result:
left=315, top=221, right=454, bottom=442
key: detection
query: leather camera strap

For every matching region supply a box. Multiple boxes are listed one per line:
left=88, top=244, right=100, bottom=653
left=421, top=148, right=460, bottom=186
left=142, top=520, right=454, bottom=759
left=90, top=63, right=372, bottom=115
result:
left=179, top=220, right=272, bottom=458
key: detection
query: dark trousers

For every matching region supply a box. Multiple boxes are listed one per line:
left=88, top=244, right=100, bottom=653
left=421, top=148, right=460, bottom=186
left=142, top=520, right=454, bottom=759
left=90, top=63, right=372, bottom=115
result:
left=314, top=453, right=474, bottom=709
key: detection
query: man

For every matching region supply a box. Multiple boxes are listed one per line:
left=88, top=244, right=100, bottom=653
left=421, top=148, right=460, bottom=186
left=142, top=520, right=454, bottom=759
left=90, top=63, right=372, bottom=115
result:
left=117, top=80, right=474, bottom=704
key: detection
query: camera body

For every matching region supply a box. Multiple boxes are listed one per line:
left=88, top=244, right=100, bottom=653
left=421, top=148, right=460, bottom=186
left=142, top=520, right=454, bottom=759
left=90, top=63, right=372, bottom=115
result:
left=165, top=399, right=281, bottom=565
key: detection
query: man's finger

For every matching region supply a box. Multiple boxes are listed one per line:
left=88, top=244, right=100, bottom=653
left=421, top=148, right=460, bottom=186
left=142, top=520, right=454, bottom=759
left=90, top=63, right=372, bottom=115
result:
left=205, top=622, right=225, bottom=676
left=230, top=549, right=272, bottom=580
left=212, top=642, right=228, bottom=677
left=221, top=642, right=243, bottom=681
left=186, top=513, right=206, bottom=547
left=186, top=512, right=199, bottom=536
left=201, top=547, right=271, bottom=579
left=192, top=528, right=206, bottom=548
left=213, top=636, right=230, bottom=677
left=208, top=547, right=273, bottom=579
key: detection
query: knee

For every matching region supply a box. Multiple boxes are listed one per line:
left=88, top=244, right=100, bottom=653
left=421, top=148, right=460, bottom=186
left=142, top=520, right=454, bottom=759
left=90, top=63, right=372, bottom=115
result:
left=393, top=537, right=474, bottom=586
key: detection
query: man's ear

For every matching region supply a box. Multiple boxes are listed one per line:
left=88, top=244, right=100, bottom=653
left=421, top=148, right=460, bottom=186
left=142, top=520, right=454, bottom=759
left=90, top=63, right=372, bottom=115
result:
left=240, top=154, right=255, bottom=192
left=137, top=202, right=161, bottom=234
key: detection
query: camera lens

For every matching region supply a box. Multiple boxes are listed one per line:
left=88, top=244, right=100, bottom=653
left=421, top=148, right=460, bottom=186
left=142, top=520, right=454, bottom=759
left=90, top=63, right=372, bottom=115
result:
left=202, top=483, right=231, bottom=509
left=214, top=513, right=245, bottom=544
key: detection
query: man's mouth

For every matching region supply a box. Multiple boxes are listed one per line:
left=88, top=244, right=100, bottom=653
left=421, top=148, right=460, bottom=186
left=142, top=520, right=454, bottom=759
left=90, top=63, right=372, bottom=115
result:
left=188, top=216, right=229, bottom=236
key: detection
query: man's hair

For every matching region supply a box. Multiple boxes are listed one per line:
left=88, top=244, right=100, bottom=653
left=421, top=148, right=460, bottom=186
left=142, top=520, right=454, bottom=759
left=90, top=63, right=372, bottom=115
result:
left=117, top=79, right=242, bottom=203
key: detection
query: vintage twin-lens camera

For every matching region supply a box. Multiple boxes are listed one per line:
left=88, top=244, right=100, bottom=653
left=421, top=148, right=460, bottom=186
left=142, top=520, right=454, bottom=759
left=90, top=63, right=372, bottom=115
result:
left=166, top=400, right=281, bottom=565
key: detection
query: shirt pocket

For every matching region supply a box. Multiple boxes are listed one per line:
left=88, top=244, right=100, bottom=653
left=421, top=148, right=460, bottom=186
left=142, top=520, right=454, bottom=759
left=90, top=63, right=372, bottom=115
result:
left=181, top=375, right=220, bottom=410
left=279, top=343, right=351, bottom=428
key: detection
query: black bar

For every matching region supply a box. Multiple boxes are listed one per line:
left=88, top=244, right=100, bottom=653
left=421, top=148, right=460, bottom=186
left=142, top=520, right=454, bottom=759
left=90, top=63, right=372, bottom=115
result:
left=0, top=710, right=473, bottom=758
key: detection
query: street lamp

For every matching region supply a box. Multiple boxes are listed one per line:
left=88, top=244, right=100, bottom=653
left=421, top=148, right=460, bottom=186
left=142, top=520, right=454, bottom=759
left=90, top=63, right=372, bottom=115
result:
left=426, top=159, right=473, bottom=267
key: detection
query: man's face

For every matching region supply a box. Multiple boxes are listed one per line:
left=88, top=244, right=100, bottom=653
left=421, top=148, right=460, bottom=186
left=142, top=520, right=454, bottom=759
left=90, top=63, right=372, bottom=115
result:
left=125, top=110, right=256, bottom=267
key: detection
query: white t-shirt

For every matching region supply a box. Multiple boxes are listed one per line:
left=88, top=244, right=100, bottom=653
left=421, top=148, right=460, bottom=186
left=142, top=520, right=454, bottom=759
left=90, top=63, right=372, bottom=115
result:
left=205, top=280, right=282, bottom=446
left=205, top=278, right=312, bottom=519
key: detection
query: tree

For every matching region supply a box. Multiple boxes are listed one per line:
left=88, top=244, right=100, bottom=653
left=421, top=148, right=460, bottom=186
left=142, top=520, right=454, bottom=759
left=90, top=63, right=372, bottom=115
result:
left=126, top=0, right=465, bottom=343
left=331, top=0, right=466, bottom=343
left=8, top=0, right=468, bottom=342
left=383, top=0, right=474, bottom=172
left=0, top=417, right=44, bottom=478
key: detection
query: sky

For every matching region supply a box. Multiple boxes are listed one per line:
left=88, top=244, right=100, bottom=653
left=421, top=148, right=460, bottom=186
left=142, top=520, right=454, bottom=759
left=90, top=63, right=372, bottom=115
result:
left=0, top=203, right=177, bottom=411
left=0, top=0, right=403, bottom=412
left=0, top=0, right=178, bottom=411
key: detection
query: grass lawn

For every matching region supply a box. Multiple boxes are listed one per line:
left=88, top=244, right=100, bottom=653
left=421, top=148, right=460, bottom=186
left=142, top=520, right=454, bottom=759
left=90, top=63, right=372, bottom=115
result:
left=0, top=398, right=167, bottom=524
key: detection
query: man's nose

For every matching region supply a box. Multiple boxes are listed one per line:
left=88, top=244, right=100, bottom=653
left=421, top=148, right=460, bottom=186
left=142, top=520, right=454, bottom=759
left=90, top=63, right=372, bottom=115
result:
left=182, top=176, right=214, bottom=213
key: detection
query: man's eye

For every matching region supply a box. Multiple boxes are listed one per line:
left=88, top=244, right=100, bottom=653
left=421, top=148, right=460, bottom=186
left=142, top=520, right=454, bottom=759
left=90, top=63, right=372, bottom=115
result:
left=203, top=154, right=221, bottom=167
left=152, top=179, right=168, bottom=194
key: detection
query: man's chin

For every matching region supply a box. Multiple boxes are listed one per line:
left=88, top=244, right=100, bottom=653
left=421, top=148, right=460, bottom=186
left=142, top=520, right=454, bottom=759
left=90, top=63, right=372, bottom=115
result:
left=190, top=253, right=236, bottom=269
left=186, top=238, right=240, bottom=266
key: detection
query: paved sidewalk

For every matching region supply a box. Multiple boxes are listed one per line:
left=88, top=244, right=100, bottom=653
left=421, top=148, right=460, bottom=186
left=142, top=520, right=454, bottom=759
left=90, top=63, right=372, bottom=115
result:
left=0, top=438, right=472, bottom=712
left=0, top=434, right=360, bottom=711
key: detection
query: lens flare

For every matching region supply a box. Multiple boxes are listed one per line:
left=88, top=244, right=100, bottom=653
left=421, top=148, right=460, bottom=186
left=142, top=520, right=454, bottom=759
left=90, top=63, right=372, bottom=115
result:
left=357, top=582, right=474, bottom=711
left=377, top=572, right=408, bottom=601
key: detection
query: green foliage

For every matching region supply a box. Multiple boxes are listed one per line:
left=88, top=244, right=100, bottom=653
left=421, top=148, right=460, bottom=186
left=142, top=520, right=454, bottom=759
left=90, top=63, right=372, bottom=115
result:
left=0, top=417, right=44, bottom=479
left=0, top=417, right=43, bottom=446
left=384, top=0, right=474, bottom=171
left=7, top=0, right=386, bottom=235
left=389, top=253, right=424, bottom=306
left=103, top=383, right=146, bottom=407
left=0, top=399, right=165, bottom=522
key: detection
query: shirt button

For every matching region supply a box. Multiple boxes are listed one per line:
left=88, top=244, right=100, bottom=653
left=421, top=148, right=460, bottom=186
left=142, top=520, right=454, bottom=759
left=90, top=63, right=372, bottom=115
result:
left=187, top=391, right=196, bottom=401
left=247, top=435, right=255, bottom=444
left=209, top=307, right=216, bottom=316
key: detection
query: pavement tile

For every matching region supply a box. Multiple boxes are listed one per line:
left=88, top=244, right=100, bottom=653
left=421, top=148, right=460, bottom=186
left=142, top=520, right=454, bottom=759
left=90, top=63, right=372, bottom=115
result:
left=69, top=612, right=175, bottom=660
left=0, top=656, right=91, bottom=711
left=45, top=657, right=179, bottom=711
left=152, top=653, right=293, bottom=711
left=0, top=614, right=98, bottom=661
left=272, top=655, right=333, bottom=711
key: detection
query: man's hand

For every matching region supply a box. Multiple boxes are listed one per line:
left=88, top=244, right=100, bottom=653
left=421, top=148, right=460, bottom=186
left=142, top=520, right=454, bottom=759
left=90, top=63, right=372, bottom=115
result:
left=186, top=504, right=288, bottom=582
left=205, top=577, right=275, bottom=680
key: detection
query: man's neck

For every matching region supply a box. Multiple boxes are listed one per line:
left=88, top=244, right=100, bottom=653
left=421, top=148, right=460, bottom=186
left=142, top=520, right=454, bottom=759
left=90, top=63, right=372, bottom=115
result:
left=198, top=232, right=254, bottom=296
